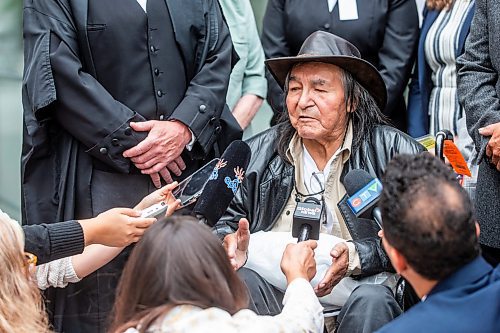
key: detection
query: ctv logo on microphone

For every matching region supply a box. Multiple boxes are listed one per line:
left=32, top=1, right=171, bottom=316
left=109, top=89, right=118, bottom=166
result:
left=347, top=179, right=383, bottom=216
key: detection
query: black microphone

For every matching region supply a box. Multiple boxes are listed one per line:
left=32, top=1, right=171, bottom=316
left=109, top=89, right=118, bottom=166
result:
left=343, top=169, right=383, bottom=229
left=292, top=197, right=323, bottom=242
left=193, top=140, right=251, bottom=227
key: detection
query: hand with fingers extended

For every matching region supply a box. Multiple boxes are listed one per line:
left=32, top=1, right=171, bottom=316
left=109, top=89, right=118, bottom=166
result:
left=223, top=218, right=250, bottom=270
left=314, top=242, right=349, bottom=297
left=134, top=181, right=181, bottom=217
left=280, top=240, right=318, bottom=285
left=479, top=122, right=500, bottom=171
left=122, top=120, right=191, bottom=187
left=79, top=208, right=156, bottom=247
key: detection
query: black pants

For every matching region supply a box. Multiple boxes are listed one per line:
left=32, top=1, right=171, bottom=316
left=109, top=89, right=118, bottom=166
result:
left=238, top=268, right=402, bottom=332
left=336, top=284, right=402, bottom=333
left=238, top=267, right=284, bottom=316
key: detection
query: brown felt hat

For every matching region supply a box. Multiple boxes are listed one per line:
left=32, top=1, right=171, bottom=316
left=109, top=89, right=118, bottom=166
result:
left=265, top=31, right=387, bottom=111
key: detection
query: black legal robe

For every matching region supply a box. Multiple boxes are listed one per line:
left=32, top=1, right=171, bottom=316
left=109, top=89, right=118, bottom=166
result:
left=22, top=0, right=239, bottom=331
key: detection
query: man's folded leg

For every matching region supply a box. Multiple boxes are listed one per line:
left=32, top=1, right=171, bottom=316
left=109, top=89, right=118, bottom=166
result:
left=336, top=284, right=402, bottom=333
left=237, top=267, right=285, bottom=316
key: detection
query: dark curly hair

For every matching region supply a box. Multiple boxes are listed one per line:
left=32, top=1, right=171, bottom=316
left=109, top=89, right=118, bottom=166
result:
left=380, top=153, right=479, bottom=280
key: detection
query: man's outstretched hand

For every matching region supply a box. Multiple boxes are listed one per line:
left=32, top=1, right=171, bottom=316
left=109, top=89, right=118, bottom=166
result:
left=223, top=218, right=250, bottom=270
left=314, top=242, right=349, bottom=297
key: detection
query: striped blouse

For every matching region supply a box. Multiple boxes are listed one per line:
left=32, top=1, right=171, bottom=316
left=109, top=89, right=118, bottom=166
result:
left=424, top=0, right=474, bottom=136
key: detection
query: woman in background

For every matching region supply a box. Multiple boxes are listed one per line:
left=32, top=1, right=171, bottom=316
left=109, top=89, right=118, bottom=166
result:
left=110, top=216, right=322, bottom=333
left=262, top=0, right=419, bottom=130
left=407, top=0, right=475, bottom=157
left=218, top=0, right=267, bottom=134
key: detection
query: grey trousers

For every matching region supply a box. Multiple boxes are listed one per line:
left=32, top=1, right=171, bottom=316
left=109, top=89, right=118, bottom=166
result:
left=238, top=268, right=402, bottom=332
left=238, top=267, right=284, bottom=316
left=336, top=284, right=402, bottom=333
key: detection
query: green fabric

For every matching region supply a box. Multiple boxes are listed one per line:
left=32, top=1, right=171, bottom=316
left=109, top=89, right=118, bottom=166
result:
left=219, top=0, right=267, bottom=109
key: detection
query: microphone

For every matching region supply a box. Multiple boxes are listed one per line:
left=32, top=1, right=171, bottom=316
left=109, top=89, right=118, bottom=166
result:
left=193, top=140, right=252, bottom=227
left=292, top=197, right=323, bottom=242
left=343, top=169, right=383, bottom=229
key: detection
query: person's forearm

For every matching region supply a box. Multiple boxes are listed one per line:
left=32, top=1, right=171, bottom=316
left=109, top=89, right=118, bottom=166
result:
left=71, top=244, right=124, bottom=279
left=232, top=94, right=263, bottom=129
left=276, top=278, right=324, bottom=332
left=78, top=218, right=99, bottom=246
left=285, top=271, right=309, bottom=286
left=23, top=221, right=85, bottom=265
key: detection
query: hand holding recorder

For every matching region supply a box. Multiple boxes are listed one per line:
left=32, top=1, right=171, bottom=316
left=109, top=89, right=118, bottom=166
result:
left=81, top=182, right=181, bottom=247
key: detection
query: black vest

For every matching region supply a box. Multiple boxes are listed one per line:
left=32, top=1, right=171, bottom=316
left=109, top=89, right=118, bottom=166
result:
left=87, top=0, right=187, bottom=120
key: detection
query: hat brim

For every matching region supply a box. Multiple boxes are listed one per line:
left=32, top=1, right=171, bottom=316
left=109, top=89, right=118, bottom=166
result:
left=265, top=55, right=387, bottom=112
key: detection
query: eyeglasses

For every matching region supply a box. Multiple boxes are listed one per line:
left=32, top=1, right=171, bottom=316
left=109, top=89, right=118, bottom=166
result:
left=305, top=172, right=327, bottom=226
left=309, top=171, right=325, bottom=194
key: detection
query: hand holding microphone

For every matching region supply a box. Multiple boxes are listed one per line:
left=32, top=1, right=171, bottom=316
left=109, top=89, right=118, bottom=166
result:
left=194, top=140, right=252, bottom=226
left=281, top=240, right=318, bottom=285
left=192, top=140, right=252, bottom=270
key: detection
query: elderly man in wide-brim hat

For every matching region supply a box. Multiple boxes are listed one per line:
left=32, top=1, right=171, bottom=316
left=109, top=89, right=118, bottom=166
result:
left=215, top=31, right=425, bottom=331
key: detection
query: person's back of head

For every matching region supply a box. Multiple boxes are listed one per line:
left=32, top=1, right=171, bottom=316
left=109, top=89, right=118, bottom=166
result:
left=380, top=153, right=479, bottom=281
left=0, top=210, right=49, bottom=333
left=111, top=215, right=249, bottom=333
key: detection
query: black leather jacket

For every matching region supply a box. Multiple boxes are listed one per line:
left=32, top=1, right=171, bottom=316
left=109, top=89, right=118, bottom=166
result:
left=214, top=124, right=425, bottom=277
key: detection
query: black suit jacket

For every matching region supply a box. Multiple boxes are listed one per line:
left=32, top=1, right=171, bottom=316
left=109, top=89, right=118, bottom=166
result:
left=262, top=0, right=419, bottom=130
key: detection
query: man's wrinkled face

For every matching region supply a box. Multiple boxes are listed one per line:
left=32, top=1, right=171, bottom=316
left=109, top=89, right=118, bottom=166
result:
left=286, top=62, right=349, bottom=142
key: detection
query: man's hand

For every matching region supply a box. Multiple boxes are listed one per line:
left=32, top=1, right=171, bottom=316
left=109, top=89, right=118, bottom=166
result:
left=314, top=242, right=349, bottom=297
left=123, top=120, right=190, bottom=187
left=281, top=240, right=318, bottom=285
left=79, top=208, right=155, bottom=247
left=223, top=218, right=250, bottom=270
left=479, top=122, right=500, bottom=171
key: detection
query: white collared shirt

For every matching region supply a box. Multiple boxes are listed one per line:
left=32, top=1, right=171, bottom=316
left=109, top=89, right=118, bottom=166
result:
left=137, top=0, right=147, bottom=12
left=327, top=0, right=337, bottom=12
left=302, top=144, right=342, bottom=234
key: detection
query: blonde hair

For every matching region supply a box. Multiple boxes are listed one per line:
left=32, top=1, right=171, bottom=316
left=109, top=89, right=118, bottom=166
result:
left=426, top=0, right=454, bottom=10
left=0, top=210, right=50, bottom=333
